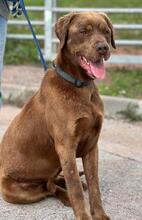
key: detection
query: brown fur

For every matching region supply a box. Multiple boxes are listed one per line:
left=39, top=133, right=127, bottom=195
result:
left=0, top=12, right=115, bottom=220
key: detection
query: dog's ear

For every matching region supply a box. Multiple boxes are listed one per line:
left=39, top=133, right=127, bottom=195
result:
left=55, top=13, right=76, bottom=49
left=99, top=13, right=116, bottom=49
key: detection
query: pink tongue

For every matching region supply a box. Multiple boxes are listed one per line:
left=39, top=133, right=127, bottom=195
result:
left=79, top=57, right=106, bottom=80
left=88, top=61, right=106, bottom=80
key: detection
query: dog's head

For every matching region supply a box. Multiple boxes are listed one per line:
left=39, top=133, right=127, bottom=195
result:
left=55, top=12, right=116, bottom=80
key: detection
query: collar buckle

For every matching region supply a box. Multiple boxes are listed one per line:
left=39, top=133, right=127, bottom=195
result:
left=74, top=79, right=89, bottom=88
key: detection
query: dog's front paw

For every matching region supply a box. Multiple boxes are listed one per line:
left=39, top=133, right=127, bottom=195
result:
left=77, top=212, right=92, bottom=220
left=92, top=212, right=110, bottom=220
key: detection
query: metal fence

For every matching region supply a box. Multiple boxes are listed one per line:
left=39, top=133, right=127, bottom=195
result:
left=7, top=0, right=142, bottom=64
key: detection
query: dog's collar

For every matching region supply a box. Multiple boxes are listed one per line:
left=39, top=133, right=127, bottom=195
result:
left=52, top=63, right=90, bottom=88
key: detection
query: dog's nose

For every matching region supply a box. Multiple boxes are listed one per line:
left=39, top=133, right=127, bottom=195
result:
left=96, top=42, right=109, bottom=55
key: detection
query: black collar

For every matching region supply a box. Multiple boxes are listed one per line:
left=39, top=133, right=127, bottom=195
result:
left=52, top=63, right=90, bottom=88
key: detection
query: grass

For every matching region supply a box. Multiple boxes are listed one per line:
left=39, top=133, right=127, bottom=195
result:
left=98, top=67, right=142, bottom=99
left=59, top=0, right=142, bottom=7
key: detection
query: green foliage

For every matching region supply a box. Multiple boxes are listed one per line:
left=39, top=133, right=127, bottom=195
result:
left=98, top=68, right=142, bottom=99
left=59, top=0, right=142, bottom=7
left=5, top=40, right=40, bottom=65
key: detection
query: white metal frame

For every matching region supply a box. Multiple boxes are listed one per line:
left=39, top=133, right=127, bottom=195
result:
left=7, top=0, right=142, bottom=64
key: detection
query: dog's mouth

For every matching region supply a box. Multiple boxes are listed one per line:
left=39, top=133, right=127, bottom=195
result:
left=78, top=56, right=106, bottom=80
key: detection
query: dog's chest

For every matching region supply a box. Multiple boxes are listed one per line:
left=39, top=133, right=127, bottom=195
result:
left=75, top=102, right=103, bottom=157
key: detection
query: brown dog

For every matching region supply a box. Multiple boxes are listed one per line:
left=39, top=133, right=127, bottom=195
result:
left=0, top=12, right=115, bottom=220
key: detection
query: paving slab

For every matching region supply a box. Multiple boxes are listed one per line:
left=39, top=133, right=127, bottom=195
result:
left=0, top=105, right=142, bottom=220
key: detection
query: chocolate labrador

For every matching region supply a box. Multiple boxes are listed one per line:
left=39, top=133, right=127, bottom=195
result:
left=0, top=12, right=115, bottom=220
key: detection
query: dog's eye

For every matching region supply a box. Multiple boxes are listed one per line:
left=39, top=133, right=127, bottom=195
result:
left=79, top=29, right=88, bottom=35
left=104, top=29, right=110, bottom=34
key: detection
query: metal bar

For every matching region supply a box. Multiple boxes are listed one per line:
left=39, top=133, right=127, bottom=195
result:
left=52, top=7, right=142, bottom=13
left=109, top=55, right=142, bottom=64
left=10, top=6, right=142, bottom=13
left=8, top=20, right=44, bottom=25
left=114, top=24, right=142, bottom=30
left=9, top=6, right=45, bottom=11
left=7, top=34, right=44, bottom=40
left=44, top=0, right=52, bottom=60
left=52, top=0, right=57, bottom=54
left=116, top=40, right=142, bottom=46
left=15, top=6, right=142, bottom=13
left=25, top=6, right=45, bottom=11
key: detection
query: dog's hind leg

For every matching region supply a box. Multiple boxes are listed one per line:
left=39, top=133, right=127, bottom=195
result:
left=54, top=185, right=71, bottom=207
left=1, top=176, right=49, bottom=204
left=1, top=175, right=71, bottom=206
left=55, top=172, right=87, bottom=191
left=47, top=179, right=71, bottom=207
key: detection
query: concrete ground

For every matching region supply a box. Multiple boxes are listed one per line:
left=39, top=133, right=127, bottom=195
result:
left=0, top=105, right=142, bottom=220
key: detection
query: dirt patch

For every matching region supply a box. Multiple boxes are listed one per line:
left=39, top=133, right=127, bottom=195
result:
left=2, top=65, right=43, bottom=88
